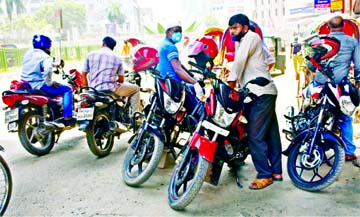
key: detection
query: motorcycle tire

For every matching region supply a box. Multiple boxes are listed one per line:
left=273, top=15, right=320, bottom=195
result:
left=287, top=134, right=345, bottom=192
left=86, top=110, right=114, bottom=157
left=0, top=155, right=12, bottom=216
left=18, top=110, right=55, bottom=156
left=122, top=130, right=163, bottom=186
left=168, top=147, right=209, bottom=210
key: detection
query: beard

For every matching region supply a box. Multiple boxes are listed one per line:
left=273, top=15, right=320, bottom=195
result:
left=231, top=31, right=247, bottom=42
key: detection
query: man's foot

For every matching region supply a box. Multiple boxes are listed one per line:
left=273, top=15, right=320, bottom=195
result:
left=249, top=178, right=273, bottom=190
left=353, top=157, right=360, bottom=168
left=345, top=154, right=357, bottom=161
left=63, top=118, right=76, bottom=127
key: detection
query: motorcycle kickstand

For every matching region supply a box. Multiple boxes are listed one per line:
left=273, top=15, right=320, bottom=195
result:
left=232, top=167, right=243, bottom=188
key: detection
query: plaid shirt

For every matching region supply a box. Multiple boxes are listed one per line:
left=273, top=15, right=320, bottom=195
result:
left=83, top=47, right=123, bottom=91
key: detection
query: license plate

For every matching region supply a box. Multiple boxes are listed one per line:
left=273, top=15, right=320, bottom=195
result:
left=77, top=107, right=94, bottom=120
left=5, top=108, right=19, bottom=123
left=8, top=122, right=17, bottom=131
left=201, top=120, right=229, bottom=137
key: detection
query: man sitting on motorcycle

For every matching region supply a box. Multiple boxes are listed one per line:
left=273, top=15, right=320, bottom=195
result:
left=82, top=36, right=140, bottom=123
left=21, top=34, right=75, bottom=128
left=157, top=22, right=204, bottom=112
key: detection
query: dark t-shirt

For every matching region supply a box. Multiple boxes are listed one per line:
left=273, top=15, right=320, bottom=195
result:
left=291, top=42, right=301, bottom=55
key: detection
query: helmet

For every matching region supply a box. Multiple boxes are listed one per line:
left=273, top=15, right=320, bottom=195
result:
left=188, top=36, right=218, bottom=68
left=164, top=21, right=181, bottom=32
left=32, top=34, right=52, bottom=49
left=132, top=46, right=159, bottom=72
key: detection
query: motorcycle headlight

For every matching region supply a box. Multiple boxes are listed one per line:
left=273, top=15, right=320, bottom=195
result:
left=211, top=101, right=237, bottom=128
left=163, top=91, right=184, bottom=115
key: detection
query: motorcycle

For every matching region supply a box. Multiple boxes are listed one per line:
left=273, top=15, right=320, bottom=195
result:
left=167, top=68, right=270, bottom=210
left=2, top=66, right=82, bottom=156
left=282, top=35, right=356, bottom=192
left=0, top=145, right=12, bottom=216
left=121, top=45, right=204, bottom=187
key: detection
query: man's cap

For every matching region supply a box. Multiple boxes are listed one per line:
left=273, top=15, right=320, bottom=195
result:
left=164, top=21, right=181, bottom=31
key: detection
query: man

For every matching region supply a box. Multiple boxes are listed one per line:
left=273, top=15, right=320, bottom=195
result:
left=157, top=22, right=204, bottom=111
left=21, top=34, right=74, bottom=128
left=226, top=13, right=282, bottom=190
left=82, top=36, right=140, bottom=120
left=314, top=15, right=360, bottom=166
left=290, top=36, right=303, bottom=97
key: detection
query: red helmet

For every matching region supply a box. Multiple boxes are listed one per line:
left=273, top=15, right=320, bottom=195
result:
left=132, top=46, right=159, bottom=72
left=188, top=36, right=218, bottom=59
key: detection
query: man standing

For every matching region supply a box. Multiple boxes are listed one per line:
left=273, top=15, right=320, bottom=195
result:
left=314, top=15, right=360, bottom=166
left=82, top=36, right=140, bottom=119
left=290, top=36, right=303, bottom=97
left=226, top=14, right=282, bottom=189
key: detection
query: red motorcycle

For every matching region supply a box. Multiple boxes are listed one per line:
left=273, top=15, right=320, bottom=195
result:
left=2, top=67, right=82, bottom=156
left=167, top=39, right=270, bottom=210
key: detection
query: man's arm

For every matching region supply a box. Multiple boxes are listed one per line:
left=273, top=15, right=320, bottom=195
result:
left=353, top=43, right=360, bottom=88
left=81, top=72, right=88, bottom=87
left=170, top=58, right=196, bottom=84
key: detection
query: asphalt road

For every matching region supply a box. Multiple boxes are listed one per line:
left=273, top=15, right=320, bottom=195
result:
left=0, top=66, right=360, bottom=216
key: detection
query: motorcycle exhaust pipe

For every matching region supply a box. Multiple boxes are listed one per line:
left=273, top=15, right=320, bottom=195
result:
left=109, top=121, right=128, bottom=133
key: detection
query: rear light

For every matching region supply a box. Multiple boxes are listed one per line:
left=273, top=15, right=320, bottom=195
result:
left=79, top=92, right=96, bottom=101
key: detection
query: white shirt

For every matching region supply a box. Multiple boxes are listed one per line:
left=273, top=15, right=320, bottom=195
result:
left=227, top=31, right=277, bottom=96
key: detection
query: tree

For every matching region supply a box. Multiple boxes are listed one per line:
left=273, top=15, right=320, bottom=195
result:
left=33, top=1, right=86, bottom=37
left=106, top=2, right=125, bottom=26
left=0, top=0, right=25, bottom=21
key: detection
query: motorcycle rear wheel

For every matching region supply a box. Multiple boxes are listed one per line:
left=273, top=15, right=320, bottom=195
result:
left=0, top=155, right=12, bottom=216
left=287, top=135, right=345, bottom=192
left=122, top=130, right=163, bottom=186
left=18, top=110, right=55, bottom=156
left=168, top=147, right=209, bottom=210
left=86, top=111, right=114, bottom=157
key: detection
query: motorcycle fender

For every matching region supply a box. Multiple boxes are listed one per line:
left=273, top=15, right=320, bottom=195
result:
left=282, top=129, right=345, bottom=156
left=128, top=123, right=165, bottom=144
left=189, top=132, right=218, bottom=162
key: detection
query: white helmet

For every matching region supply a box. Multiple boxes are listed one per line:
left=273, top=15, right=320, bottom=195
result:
left=164, top=21, right=181, bottom=32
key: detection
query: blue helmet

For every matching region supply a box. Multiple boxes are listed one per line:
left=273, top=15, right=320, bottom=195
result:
left=32, top=35, right=52, bottom=49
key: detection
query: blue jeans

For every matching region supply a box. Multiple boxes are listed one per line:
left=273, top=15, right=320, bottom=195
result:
left=337, top=114, right=356, bottom=155
left=40, top=84, right=73, bottom=118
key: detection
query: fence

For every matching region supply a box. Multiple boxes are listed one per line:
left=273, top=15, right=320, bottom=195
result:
left=0, top=45, right=101, bottom=72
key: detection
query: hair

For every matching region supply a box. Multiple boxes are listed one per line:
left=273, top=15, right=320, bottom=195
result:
left=228, top=13, right=250, bottom=27
left=328, top=15, right=344, bottom=29
left=103, top=36, right=117, bottom=50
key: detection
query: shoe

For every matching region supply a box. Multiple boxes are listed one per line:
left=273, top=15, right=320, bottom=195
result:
left=353, top=158, right=360, bottom=168
left=272, top=174, right=283, bottom=181
left=63, top=118, right=76, bottom=127
left=345, top=154, right=357, bottom=161
left=249, top=178, right=273, bottom=190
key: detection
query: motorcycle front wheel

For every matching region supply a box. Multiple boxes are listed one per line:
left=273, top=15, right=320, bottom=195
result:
left=168, top=147, right=209, bottom=210
left=18, top=110, right=55, bottom=156
left=0, top=155, right=12, bottom=215
left=287, top=134, right=345, bottom=192
left=122, top=130, right=164, bottom=186
left=86, top=111, right=114, bottom=157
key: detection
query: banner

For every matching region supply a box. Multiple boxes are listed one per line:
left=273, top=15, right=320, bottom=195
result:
left=330, top=0, right=344, bottom=12
left=314, top=0, right=330, bottom=8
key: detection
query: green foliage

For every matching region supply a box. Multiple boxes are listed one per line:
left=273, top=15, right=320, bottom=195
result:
left=185, top=21, right=197, bottom=32
left=0, top=0, right=25, bottom=20
left=33, top=1, right=86, bottom=32
left=157, top=23, right=165, bottom=34
left=106, top=2, right=125, bottom=25
left=143, top=26, right=155, bottom=34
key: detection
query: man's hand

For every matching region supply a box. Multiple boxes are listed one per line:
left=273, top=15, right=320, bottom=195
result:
left=52, top=81, right=60, bottom=87
left=194, top=82, right=205, bottom=100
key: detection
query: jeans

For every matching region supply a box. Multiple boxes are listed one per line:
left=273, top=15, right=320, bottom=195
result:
left=337, top=114, right=356, bottom=155
left=40, top=84, right=73, bottom=118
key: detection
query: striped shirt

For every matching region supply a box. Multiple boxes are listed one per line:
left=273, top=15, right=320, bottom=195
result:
left=83, top=47, right=123, bottom=91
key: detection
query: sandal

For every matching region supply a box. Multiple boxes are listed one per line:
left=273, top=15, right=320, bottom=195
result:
left=272, top=174, right=283, bottom=181
left=249, top=178, right=273, bottom=190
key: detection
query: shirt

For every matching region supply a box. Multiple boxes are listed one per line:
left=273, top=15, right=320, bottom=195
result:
left=83, top=47, right=123, bottom=91
left=227, top=31, right=277, bottom=96
left=157, top=37, right=182, bottom=81
left=314, top=32, right=360, bottom=84
left=21, top=49, right=54, bottom=89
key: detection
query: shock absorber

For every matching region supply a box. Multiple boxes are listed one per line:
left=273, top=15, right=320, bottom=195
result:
left=42, top=104, right=48, bottom=123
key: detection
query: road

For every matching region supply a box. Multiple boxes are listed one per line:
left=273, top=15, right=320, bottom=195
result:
left=0, top=65, right=360, bottom=216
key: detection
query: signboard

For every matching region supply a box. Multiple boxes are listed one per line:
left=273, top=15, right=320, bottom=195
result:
left=314, top=0, right=330, bottom=8
left=330, top=0, right=344, bottom=13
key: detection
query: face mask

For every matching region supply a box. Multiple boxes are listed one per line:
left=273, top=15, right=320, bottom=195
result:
left=231, top=31, right=247, bottom=42
left=171, top=32, right=182, bottom=44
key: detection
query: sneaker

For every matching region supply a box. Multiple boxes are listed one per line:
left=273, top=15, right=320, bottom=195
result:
left=63, top=118, right=76, bottom=127
left=345, top=154, right=357, bottom=161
